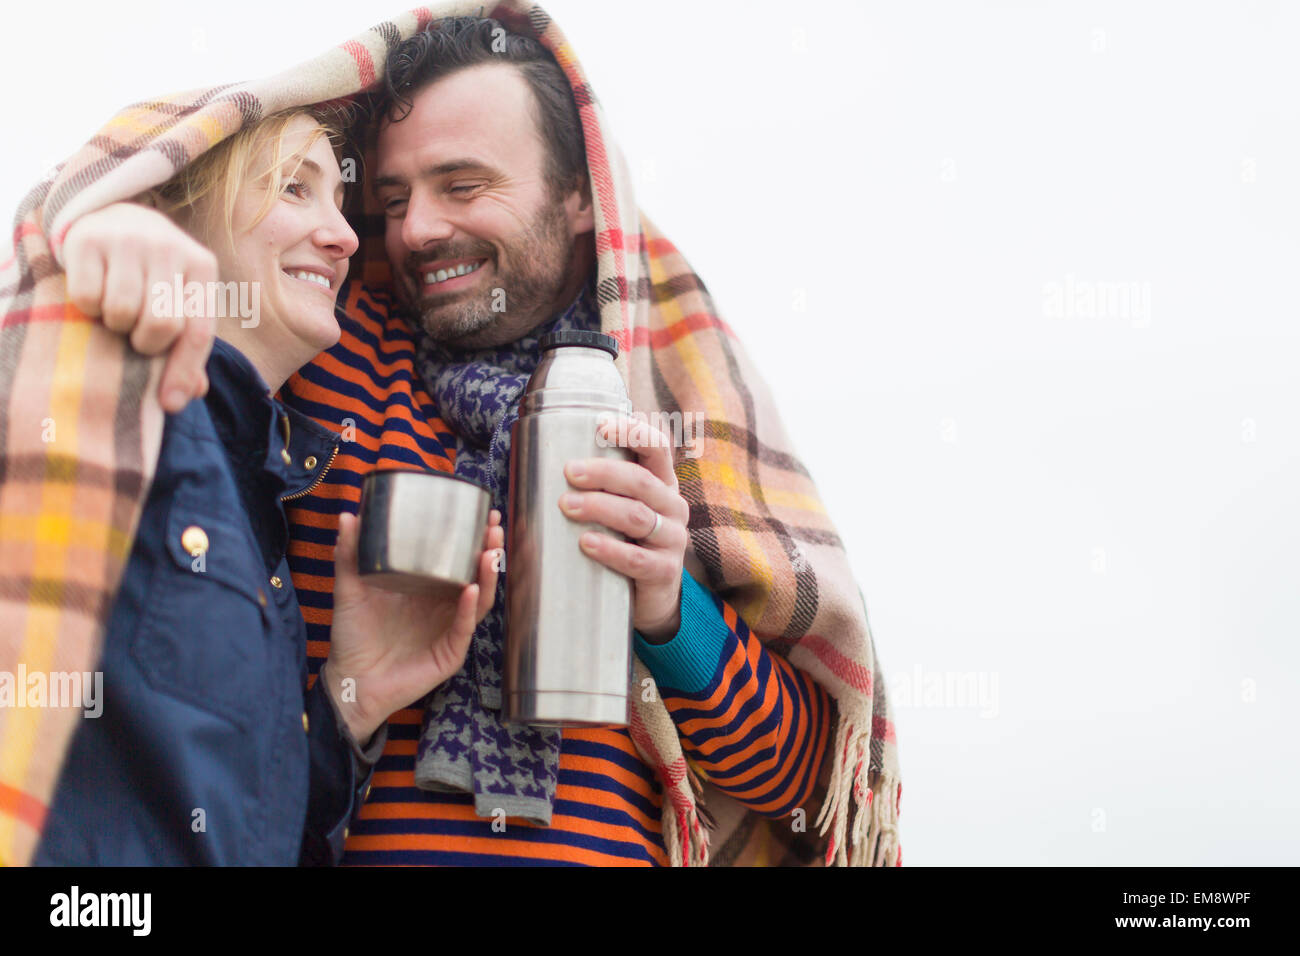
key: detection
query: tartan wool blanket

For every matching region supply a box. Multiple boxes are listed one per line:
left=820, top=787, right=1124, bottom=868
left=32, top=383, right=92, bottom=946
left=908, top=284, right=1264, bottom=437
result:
left=0, top=0, right=901, bottom=867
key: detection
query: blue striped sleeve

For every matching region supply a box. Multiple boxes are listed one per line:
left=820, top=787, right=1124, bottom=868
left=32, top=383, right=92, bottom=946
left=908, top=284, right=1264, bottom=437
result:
left=635, top=569, right=833, bottom=819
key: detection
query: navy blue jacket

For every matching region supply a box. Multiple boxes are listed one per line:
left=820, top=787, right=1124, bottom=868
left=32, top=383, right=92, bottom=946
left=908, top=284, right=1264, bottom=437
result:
left=34, top=338, right=380, bottom=866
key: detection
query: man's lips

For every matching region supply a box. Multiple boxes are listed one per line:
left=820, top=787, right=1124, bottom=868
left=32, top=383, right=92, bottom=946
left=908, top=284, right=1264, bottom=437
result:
left=413, top=256, right=489, bottom=294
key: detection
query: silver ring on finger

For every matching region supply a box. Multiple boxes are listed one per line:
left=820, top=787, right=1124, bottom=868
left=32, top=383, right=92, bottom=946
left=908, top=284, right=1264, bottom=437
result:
left=639, top=510, right=663, bottom=544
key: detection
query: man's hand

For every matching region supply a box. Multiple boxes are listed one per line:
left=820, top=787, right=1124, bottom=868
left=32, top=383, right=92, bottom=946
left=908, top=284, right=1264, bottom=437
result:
left=62, top=201, right=219, bottom=412
left=324, top=509, right=504, bottom=743
left=561, top=414, right=691, bottom=643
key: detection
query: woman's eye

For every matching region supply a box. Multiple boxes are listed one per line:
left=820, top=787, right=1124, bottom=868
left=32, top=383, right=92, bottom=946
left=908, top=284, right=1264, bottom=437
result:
left=284, top=178, right=309, bottom=199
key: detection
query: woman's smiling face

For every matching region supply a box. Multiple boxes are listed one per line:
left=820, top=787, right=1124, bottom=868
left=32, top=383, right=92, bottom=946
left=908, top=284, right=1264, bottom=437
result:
left=193, top=114, right=358, bottom=367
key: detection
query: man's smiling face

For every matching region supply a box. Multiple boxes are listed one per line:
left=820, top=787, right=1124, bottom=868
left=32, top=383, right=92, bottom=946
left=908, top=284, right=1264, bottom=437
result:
left=375, top=62, right=594, bottom=349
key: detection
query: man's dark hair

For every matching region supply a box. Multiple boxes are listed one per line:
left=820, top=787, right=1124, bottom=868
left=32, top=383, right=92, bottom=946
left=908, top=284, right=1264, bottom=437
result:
left=380, top=16, right=589, bottom=202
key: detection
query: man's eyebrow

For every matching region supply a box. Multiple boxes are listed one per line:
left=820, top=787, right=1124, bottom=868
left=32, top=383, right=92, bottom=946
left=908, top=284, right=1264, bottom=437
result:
left=372, top=159, right=493, bottom=192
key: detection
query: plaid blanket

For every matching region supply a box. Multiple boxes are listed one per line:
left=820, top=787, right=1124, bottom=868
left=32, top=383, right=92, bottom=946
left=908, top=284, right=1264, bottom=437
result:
left=0, top=0, right=901, bottom=867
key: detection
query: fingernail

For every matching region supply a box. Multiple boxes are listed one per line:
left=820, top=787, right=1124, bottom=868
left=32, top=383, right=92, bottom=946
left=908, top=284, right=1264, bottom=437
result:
left=560, top=493, right=581, bottom=512
left=566, top=462, right=585, bottom=480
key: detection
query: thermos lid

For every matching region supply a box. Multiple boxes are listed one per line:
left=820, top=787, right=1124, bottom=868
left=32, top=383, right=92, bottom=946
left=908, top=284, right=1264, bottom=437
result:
left=538, top=329, right=619, bottom=358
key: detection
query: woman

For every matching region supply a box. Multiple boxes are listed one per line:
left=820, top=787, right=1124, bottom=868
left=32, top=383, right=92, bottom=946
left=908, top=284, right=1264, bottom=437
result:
left=31, top=107, right=503, bottom=865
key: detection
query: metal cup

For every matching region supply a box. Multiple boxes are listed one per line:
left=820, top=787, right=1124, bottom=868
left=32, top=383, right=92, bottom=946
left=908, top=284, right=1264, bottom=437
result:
left=356, top=469, right=491, bottom=594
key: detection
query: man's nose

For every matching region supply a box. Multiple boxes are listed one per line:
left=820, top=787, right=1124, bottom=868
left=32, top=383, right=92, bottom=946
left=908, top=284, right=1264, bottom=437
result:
left=401, top=190, right=454, bottom=253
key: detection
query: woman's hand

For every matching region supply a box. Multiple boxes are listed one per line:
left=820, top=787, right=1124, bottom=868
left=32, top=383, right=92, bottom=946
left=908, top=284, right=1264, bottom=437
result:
left=560, top=414, right=691, bottom=643
left=61, top=201, right=219, bottom=412
left=323, top=508, right=504, bottom=743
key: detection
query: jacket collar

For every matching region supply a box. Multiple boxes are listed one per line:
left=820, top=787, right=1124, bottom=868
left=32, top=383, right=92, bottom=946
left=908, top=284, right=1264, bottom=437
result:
left=205, top=338, right=338, bottom=500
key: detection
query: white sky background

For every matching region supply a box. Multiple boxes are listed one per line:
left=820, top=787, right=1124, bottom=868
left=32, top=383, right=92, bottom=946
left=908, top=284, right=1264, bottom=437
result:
left=3, top=1, right=1298, bottom=865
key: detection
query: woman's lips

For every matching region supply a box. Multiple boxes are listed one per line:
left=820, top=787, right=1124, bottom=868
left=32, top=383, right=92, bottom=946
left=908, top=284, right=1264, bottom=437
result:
left=282, top=268, right=337, bottom=298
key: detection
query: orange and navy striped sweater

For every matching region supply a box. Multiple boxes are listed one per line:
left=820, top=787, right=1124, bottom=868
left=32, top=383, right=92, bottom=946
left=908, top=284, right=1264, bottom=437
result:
left=280, top=282, right=832, bottom=865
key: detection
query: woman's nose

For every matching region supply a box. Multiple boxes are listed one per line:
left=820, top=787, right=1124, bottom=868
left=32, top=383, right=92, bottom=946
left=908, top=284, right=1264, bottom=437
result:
left=318, top=204, right=359, bottom=259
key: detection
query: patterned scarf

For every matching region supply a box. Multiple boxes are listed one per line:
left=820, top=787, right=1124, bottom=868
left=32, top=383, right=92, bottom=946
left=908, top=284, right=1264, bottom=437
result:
left=0, top=1, right=902, bottom=867
left=409, top=274, right=601, bottom=824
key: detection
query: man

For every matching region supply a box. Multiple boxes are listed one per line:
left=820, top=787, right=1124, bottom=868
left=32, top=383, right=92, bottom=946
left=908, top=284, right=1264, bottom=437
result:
left=1, top=5, right=900, bottom=866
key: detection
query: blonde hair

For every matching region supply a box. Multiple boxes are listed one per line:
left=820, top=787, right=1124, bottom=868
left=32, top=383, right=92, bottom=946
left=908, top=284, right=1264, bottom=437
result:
left=149, top=106, right=354, bottom=250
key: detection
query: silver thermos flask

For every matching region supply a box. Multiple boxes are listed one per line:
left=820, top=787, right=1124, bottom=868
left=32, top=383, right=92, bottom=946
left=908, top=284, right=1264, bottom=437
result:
left=503, top=330, right=635, bottom=727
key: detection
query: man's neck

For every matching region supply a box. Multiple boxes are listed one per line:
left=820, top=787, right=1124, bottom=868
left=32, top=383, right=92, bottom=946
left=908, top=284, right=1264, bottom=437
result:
left=516, top=230, right=596, bottom=341
left=550, top=231, right=596, bottom=327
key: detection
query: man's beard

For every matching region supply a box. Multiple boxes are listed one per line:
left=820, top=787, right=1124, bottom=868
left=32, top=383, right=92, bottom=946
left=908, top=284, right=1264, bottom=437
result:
left=398, top=195, right=573, bottom=348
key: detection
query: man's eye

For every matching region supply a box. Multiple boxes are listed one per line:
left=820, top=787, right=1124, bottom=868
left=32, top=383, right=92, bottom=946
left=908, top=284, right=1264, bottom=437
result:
left=449, top=185, right=480, bottom=195
left=383, top=198, right=408, bottom=214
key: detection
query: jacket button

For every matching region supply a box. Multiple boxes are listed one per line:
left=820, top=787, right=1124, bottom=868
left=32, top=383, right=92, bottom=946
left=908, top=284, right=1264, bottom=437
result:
left=270, top=575, right=283, bottom=589
left=181, top=525, right=209, bottom=556
left=302, top=711, right=310, bottom=733
left=304, top=455, right=318, bottom=470
left=343, top=826, right=350, bottom=840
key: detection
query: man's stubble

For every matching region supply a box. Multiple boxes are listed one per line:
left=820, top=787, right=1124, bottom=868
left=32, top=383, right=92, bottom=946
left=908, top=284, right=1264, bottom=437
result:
left=404, top=193, right=575, bottom=350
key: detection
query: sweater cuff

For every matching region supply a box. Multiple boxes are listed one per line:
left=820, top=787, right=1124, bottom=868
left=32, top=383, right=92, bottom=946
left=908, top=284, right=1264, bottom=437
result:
left=633, top=569, right=731, bottom=694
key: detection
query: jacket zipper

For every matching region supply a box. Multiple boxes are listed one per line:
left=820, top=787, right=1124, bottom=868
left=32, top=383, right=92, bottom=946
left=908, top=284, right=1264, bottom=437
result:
left=278, top=411, right=339, bottom=502
left=280, top=444, right=337, bottom=501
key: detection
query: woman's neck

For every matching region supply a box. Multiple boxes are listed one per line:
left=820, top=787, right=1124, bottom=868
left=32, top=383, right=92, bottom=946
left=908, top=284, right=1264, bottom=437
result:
left=215, top=326, right=311, bottom=395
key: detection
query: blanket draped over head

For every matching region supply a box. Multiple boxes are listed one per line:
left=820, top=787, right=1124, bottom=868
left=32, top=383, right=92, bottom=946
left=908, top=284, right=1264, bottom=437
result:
left=0, top=1, right=901, bottom=867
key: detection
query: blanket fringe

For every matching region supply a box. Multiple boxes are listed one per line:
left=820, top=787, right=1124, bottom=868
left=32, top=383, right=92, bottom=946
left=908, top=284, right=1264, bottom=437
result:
left=814, top=707, right=901, bottom=866
left=657, top=756, right=707, bottom=867
left=662, top=802, right=710, bottom=867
